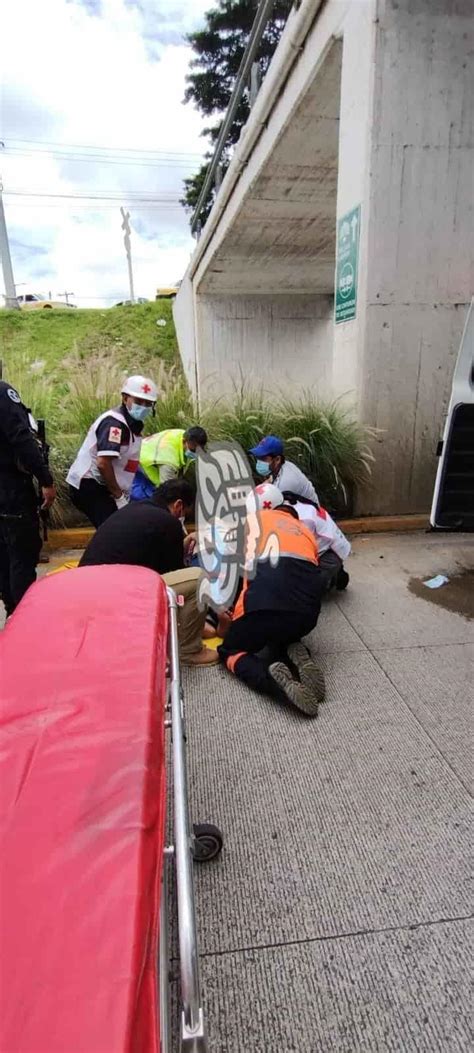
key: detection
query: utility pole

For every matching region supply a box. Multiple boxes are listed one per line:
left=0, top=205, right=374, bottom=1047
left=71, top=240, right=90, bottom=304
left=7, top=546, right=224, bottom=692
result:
left=0, top=178, right=19, bottom=309
left=250, top=61, right=261, bottom=107
left=57, top=290, right=74, bottom=305
left=120, top=207, right=135, bottom=303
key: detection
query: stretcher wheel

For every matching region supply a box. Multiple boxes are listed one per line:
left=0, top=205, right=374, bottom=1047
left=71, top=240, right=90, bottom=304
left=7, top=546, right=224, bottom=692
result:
left=192, top=823, right=223, bottom=862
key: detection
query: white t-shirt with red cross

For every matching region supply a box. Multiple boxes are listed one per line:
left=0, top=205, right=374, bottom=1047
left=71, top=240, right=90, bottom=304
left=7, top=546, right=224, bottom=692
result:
left=293, top=501, right=351, bottom=560
left=67, top=407, right=142, bottom=495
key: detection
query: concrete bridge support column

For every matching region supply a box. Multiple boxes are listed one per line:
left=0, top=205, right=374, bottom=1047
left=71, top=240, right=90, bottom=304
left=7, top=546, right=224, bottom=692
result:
left=334, top=0, right=472, bottom=513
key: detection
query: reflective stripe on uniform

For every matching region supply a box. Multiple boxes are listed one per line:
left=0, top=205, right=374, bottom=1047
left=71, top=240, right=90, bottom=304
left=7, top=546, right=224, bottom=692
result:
left=226, top=651, right=247, bottom=674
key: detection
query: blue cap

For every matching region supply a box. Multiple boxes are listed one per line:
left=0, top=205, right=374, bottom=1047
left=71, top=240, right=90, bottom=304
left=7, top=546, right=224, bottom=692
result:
left=249, top=435, right=284, bottom=457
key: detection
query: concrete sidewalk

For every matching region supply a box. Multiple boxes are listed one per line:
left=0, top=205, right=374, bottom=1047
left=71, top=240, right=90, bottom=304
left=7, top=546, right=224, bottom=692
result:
left=1, top=532, right=472, bottom=1050
left=184, top=532, right=473, bottom=1052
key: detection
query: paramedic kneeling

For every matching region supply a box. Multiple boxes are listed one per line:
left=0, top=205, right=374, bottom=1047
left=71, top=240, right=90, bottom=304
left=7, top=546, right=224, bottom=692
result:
left=284, top=493, right=351, bottom=591
left=219, top=483, right=325, bottom=717
left=67, top=374, right=157, bottom=528
left=79, top=479, right=217, bottom=667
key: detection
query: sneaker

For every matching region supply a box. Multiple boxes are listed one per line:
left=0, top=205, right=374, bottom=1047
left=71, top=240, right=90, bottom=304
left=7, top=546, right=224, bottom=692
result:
left=269, top=661, right=319, bottom=717
left=336, top=568, right=350, bottom=591
left=181, top=647, right=220, bottom=667
left=287, top=643, right=326, bottom=703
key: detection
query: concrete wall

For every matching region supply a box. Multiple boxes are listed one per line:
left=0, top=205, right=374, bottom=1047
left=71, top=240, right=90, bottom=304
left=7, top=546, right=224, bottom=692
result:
left=195, top=294, right=334, bottom=399
left=172, top=274, right=198, bottom=401
left=174, top=0, right=473, bottom=514
left=332, top=0, right=376, bottom=403
left=357, top=0, right=473, bottom=513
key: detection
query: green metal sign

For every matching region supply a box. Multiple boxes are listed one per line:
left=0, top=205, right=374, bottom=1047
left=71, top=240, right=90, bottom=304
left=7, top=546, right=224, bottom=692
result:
left=335, top=205, right=361, bottom=324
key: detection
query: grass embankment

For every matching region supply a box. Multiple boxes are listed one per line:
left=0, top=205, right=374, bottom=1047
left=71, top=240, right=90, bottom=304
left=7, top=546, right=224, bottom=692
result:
left=0, top=301, right=375, bottom=525
left=0, top=300, right=178, bottom=376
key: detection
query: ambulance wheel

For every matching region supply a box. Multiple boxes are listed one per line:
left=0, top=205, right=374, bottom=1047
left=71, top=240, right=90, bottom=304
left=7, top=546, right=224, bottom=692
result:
left=192, top=823, right=223, bottom=862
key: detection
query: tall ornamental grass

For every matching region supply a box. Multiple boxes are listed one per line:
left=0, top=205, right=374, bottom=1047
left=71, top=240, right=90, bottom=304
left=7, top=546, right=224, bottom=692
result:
left=4, top=354, right=376, bottom=524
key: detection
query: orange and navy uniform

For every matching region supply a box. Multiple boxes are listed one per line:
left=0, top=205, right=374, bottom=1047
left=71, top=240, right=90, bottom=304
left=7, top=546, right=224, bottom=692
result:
left=233, top=507, right=320, bottom=621
left=221, top=508, right=323, bottom=683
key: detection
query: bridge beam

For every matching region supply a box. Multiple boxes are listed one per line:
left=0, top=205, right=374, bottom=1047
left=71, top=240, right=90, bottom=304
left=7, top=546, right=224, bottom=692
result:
left=174, top=0, right=472, bottom=513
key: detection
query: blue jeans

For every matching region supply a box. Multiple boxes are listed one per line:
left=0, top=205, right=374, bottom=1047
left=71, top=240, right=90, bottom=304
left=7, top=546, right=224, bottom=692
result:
left=130, top=469, right=155, bottom=501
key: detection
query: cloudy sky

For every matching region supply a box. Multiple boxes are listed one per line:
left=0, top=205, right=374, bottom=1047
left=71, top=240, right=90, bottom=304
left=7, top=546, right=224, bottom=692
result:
left=1, top=0, right=211, bottom=306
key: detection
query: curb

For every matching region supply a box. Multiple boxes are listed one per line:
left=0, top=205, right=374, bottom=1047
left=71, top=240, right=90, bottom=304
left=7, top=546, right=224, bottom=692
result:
left=47, top=515, right=429, bottom=552
left=338, top=514, right=429, bottom=535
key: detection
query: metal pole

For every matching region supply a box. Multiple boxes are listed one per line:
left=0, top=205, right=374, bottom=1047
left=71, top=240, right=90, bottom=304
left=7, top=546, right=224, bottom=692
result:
left=191, top=0, right=276, bottom=233
left=166, top=587, right=207, bottom=1050
left=0, top=180, right=19, bottom=309
left=120, top=207, right=135, bottom=303
left=250, top=61, right=261, bottom=106
left=158, top=865, right=171, bottom=1053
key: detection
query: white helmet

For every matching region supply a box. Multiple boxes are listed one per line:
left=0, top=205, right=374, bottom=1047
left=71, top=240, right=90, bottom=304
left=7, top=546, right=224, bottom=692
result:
left=250, top=482, right=284, bottom=511
left=122, top=375, right=158, bottom=402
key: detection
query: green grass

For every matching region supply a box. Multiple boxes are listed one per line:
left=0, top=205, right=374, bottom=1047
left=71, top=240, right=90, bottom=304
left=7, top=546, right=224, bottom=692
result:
left=0, top=299, right=179, bottom=380
left=0, top=305, right=376, bottom=526
left=0, top=300, right=186, bottom=526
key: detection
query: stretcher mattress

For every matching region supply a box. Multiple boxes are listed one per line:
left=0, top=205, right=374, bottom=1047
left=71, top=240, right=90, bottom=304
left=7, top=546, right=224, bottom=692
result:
left=0, top=565, right=168, bottom=1053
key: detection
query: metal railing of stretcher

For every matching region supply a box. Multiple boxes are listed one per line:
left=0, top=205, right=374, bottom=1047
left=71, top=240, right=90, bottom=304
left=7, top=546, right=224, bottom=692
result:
left=160, top=588, right=223, bottom=1052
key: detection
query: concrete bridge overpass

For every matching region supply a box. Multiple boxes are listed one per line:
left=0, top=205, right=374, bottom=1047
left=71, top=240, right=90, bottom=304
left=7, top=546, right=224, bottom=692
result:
left=174, top=0, right=472, bottom=514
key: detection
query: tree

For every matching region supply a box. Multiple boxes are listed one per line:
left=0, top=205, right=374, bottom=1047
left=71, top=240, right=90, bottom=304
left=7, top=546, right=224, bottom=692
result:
left=182, top=0, right=293, bottom=227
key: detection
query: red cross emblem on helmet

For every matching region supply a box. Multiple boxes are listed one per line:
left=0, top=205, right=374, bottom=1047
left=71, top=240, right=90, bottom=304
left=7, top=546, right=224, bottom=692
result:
left=263, top=500, right=272, bottom=509
left=142, top=383, right=152, bottom=394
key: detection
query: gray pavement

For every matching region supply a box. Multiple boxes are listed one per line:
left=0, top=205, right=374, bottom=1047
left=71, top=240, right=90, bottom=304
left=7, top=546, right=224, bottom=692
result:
left=1, top=533, right=472, bottom=1050
left=184, top=532, right=473, bottom=1052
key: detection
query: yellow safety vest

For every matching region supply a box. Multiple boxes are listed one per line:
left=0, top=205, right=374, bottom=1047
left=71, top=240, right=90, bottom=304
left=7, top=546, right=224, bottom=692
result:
left=139, top=428, right=186, bottom=486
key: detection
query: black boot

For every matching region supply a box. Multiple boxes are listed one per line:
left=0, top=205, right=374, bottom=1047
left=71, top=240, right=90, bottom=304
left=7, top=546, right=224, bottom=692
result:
left=336, top=567, right=350, bottom=591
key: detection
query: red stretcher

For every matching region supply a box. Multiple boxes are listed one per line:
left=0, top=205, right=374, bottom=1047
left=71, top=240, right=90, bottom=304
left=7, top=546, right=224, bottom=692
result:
left=0, top=565, right=222, bottom=1052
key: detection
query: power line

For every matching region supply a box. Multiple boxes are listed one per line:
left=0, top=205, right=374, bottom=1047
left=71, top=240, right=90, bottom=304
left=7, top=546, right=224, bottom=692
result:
left=2, top=137, right=202, bottom=159
left=2, top=149, right=198, bottom=169
left=5, top=203, right=185, bottom=210
left=5, top=191, right=182, bottom=201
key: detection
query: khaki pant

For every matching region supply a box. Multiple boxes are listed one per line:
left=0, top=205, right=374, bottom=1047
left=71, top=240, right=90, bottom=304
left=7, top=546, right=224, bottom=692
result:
left=162, top=568, right=206, bottom=659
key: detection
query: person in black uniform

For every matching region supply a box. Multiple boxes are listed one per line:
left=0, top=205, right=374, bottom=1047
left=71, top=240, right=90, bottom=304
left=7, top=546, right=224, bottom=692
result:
left=79, top=479, right=217, bottom=667
left=0, top=381, right=56, bottom=617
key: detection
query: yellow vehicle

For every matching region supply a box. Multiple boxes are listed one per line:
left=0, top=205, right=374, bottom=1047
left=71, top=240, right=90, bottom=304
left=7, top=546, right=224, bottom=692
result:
left=156, top=284, right=180, bottom=300
left=17, top=293, right=74, bottom=310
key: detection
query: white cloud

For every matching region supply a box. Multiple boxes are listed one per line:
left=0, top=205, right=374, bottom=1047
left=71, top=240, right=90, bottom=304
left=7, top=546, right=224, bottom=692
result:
left=1, top=0, right=211, bottom=305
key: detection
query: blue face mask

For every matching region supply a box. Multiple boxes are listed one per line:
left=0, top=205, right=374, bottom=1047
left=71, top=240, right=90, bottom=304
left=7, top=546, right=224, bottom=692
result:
left=185, top=449, right=196, bottom=461
left=129, top=403, right=152, bottom=422
left=256, top=459, right=271, bottom=476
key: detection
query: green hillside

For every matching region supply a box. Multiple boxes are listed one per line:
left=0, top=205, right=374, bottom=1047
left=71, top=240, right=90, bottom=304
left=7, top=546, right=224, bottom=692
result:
left=0, top=300, right=179, bottom=381
left=0, top=299, right=375, bottom=526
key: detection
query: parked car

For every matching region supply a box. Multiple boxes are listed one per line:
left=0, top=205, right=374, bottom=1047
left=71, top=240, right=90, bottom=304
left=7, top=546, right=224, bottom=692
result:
left=113, top=297, right=149, bottom=307
left=155, top=283, right=180, bottom=300
left=17, top=294, right=75, bottom=310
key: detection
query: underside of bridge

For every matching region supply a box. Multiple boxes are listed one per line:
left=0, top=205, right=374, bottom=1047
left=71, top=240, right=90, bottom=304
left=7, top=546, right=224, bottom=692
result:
left=199, top=38, right=342, bottom=297
left=175, top=0, right=472, bottom=514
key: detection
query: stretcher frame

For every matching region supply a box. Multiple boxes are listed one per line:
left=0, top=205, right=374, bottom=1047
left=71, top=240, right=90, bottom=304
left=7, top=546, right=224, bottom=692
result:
left=159, top=587, right=221, bottom=1052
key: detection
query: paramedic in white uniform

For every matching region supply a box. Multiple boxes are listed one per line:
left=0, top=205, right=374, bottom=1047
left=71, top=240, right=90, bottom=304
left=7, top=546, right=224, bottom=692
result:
left=67, top=374, right=157, bottom=528
left=284, top=493, right=351, bottom=591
